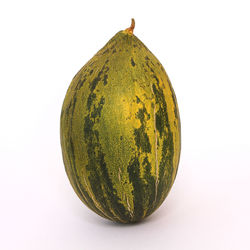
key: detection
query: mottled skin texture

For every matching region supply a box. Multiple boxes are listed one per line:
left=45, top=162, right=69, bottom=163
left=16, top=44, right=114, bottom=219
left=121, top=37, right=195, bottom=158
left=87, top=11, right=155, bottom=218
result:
left=60, top=29, right=181, bottom=223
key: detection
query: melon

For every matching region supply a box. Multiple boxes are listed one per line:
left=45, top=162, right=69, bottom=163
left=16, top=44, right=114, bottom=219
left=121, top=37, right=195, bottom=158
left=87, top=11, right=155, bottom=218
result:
left=60, top=19, right=181, bottom=223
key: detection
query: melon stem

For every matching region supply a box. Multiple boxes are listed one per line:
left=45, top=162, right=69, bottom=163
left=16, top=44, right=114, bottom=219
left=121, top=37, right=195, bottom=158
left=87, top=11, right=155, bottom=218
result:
left=125, top=18, right=135, bottom=34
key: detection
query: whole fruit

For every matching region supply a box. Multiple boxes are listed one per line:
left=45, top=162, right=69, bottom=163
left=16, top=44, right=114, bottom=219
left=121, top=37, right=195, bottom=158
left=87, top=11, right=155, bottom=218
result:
left=60, top=19, right=181, bottom=223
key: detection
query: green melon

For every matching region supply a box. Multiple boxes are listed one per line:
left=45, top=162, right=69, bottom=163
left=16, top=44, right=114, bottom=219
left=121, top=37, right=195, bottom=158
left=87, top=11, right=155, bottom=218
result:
left=60, top=19, right=181, bottom=223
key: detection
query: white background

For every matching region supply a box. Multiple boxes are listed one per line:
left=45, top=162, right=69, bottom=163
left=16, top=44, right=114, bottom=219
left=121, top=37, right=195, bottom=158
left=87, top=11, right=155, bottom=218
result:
left=1, top=0, right=250, bottom=249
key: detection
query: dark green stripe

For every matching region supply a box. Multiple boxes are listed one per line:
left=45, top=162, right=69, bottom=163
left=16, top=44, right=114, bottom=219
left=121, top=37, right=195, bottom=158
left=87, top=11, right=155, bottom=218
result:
left=127, top=155, right=156, bottom=222
left=69, top=96, right=109, bottom=217
left=68, top=137, right=109, bottom=219
left=103, top=74, right=108, bottom=86
left=89, top=60, right=109, bottom=91
left=128, top=98, right=156, bottom=221
left=87, top=93, right=96, bottom=110
left=61, top=96, right=109, bottom=219
left=127, top=156, right=144, bottom=221
left=83, top=95, right=130, bottom=222
left=167, top=78, right=181, bottom=176
left=144, top=54, right=175, bottom=207
left=134, top=105, right=151, bottom=153
left=167, top=78, right=179, bottom=120
left=141, top=156, right=156, bottom=216
left=151, top=77, right=174, bottom=206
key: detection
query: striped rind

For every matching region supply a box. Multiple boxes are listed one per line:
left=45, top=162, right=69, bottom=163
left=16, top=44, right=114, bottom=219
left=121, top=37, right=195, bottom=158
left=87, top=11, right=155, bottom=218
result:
left=60, top=30, right=181, bottom=223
